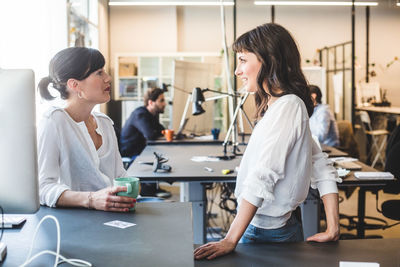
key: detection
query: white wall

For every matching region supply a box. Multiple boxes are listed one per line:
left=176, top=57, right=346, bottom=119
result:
left=108, top=0, right=400, bottom=107
left=109, top=6, right=178, bottom=70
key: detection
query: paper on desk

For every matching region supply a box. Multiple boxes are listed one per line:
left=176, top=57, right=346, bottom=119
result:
left=191, top=156, right=220, bottom=162
left=330, top=157, right=358, bottom=163
left=104, top=220, right=136, bottom=229
left=336, top=168, right=350, bottom=177
left=340, top=261, right=379, bottom=267
left=193, top=135, right=214, bottom=140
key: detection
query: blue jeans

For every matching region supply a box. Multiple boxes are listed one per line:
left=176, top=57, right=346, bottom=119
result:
left=240, top=211, right=304, bottom=243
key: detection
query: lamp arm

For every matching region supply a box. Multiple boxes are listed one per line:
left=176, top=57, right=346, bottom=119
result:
left=202, top=88, right=236, bottom=97
left=205, top=95, right=230, bottom=102
left=178, top=95, right=192, bottom=132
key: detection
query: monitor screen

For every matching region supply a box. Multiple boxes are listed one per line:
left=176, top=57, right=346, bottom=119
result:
left=0, top=69, right=39, bottom=214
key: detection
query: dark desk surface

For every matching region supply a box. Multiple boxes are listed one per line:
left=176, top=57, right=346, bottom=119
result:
left=147, top=137, right=223, bottom=145
left=194, top=238, right=400, bottom=267
left=127, top=144, right=243, bottom=183
left=2, top=203, right=194, bottom=267
left=322, top=144, right=349, bottom=157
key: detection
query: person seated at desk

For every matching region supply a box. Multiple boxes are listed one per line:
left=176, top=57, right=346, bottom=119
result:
left=120, top=88, right=171, bottom=198
left=309, top=85, right=340, bottom=147
left=194, top=23, right=341, bottom=260
left=37, top=47, right=135, bottom=212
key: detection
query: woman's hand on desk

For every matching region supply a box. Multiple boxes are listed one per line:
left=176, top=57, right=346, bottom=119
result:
left=91, top=186, right=136, bottom=212
left=306, top=228, right=339, bottom=242
left=307, top=192, right=340, bottom=242
left=194, top=238, right=236, bottom=260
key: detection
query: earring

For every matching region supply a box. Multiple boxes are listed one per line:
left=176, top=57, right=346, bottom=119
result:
left=78, top=91, right=83, bottom=99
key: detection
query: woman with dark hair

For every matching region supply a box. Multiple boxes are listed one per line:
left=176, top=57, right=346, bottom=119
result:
left=194, top=23, right=341, bottom=260
left=309, top=85, right=340, bottom=147
left=37, top=47, right=135, bottom=212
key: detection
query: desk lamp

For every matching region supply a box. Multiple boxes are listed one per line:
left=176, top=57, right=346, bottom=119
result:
left=182, top=87, right=253, bottom=160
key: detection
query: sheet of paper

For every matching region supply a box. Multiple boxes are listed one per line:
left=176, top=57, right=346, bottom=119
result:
left=340, top=261, right=379, bottom=267
left=104, top=220, right=136, bottom=229
left=330, top=157, right=358, bottom=163
left=191, top=156, right=220, bottom=162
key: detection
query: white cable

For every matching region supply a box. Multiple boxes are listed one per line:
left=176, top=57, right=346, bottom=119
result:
left=219, top=0, right=236, bottom=144
left=20, top=215, right=92, bottom=267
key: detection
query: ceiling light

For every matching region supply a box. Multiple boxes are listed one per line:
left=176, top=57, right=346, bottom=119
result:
left=254, top=1, right=378, bottom=6
left=109, top=1, right=234, bottom=6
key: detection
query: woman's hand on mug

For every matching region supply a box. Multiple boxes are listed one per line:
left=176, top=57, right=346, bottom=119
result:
left=90, top=186, right=136, bottom=212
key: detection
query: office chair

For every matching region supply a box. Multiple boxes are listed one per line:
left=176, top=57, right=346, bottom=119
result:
left=378, top=124, right=400, bottom=227
left=342, top=126, right=400, bottom=237
left=337, top=120, right=360, bottom=158
left=336, top=120, right=359, bottom=200
left=357, top=111, right=390, bottom=168
left=336, top=120, right=390, bottom=239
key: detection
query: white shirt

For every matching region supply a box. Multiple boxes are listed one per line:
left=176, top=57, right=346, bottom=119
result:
left=309, top=104, right=340, bottom=147
left=235, top=94, right=341, bottom=229
left=38, top=107, right=127, bottom=207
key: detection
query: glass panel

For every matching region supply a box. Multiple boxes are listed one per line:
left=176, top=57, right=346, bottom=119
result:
left=119, top=78, right=138, bottom=98
left=68, top=0, right=98, bottom=48
left=161, top=57, right=180, bottom=76
left=140, top=57, right=159, bottom=76
left=141, top=77, right=159, bottom=96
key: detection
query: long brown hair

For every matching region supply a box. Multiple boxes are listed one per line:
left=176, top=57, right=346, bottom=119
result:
left=232, top=23, right=313, bottom=119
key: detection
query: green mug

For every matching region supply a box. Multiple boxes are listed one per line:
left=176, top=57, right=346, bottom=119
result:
left=114, top=177, right=140, bottom=211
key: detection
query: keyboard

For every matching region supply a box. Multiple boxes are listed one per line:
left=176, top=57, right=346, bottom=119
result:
left=354, top=172, right=395, bottom=180
left=0, top=216, right=26, bottom=228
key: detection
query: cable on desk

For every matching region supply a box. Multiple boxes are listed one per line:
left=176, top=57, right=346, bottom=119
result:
left=20, top=215, right=92, bottom=267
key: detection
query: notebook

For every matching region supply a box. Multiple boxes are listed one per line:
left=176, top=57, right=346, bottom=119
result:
left=336, top=161, right=362, bottom=171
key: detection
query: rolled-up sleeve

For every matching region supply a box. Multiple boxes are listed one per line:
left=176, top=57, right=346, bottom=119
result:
left=241, top=101, right=302, bottom=208
left=311, top=139, right=342, bottom=196
left=38, top=118, right=70, bottom=207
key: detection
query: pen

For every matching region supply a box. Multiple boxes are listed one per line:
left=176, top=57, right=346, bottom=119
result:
left=204, top=167, right=214, bottom=172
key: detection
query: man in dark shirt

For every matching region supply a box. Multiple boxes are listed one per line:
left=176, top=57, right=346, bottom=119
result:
left=120, top=88, right=170, bottom=197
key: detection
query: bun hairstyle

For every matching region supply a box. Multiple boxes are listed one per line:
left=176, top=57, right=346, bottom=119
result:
left=309, top=85, right=322, bottom=104
left=38, top=47, right=105, bottom=100
left=232, top=23, right=313, bottom=118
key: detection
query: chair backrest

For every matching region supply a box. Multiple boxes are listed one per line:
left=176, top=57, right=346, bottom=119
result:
left=337, top=120, right=360, bottom=158
left=358, top=111, right=373, bottom=130
left=386, top=124, right=400, bottom=158
left=384, top=124, right=400, bottom=194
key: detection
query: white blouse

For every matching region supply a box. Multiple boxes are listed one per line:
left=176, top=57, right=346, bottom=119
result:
left=38, top=107, right=127, bottom=207
left=235, top=94, right=341, bottom=229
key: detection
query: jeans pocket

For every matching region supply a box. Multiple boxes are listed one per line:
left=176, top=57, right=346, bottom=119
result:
left=241, top=224, right=257, bottom=243
left=271, top=222, right=303, bottom=242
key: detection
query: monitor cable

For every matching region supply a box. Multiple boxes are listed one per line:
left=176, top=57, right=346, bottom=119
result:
left=20, top=215, right=92, bottom=267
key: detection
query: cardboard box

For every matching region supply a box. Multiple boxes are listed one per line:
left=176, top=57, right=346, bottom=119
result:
left=119, top=63, right=137, bottom=77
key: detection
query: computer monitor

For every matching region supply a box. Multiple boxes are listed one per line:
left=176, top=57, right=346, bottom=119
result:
left=0, top=69, right=39, bottom=214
